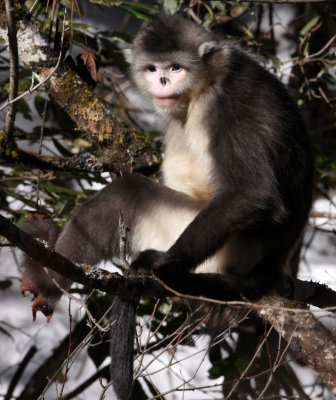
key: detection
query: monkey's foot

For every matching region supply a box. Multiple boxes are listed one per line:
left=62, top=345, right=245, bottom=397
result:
left=31, top=295, right=54, bottom=322
left=21, top=275, right=54, bottom=321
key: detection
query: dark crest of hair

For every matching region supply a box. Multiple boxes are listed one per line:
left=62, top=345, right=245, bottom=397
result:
left=134, top=14, right=216, bottom=55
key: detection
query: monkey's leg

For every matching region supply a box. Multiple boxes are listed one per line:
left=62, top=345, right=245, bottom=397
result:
left=20, top=219, right=63, bottom=320
left=53, top=173, right=204, bottom=400
left=55, top=173, right=203, bottom=263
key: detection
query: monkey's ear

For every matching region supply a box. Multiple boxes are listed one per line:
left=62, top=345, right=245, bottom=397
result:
left=198, top=41, right=220, bottom=58
left=123, top=48, right=133, bottom=64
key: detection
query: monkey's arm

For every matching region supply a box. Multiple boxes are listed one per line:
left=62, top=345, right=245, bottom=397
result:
left=132, top=188, right=287, bottom=275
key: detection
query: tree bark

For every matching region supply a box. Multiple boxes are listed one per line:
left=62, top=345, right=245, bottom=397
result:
left=257, top=296, right=336, bottom=396
left=0, top=6, right=161, bottom=174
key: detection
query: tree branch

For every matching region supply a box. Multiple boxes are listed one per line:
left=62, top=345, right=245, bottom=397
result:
left=0, top=214, right=165, bottom=298
left=5, top=346, right=37, bottom=400
left=11, top=151, right=104, bottom=173
left=1, top=214, right=336, bottom=307
left=0, top=7, right=161, bottom=174
left=257, top=296, right=336, bottom=397
left=61, top=366, right=110, bottom=400
left=16, top=318, right=90, bottom=400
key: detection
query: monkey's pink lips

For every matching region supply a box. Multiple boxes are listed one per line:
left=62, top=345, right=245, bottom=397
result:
left=154, top=96, right=179, bottom=106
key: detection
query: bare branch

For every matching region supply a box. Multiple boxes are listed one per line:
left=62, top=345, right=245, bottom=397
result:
left=5, top=346, right=37, bottom=400
left=2, top=214, right=336, bottom=308
left=16, top=318, right=90, bottom=400
left=0, top=214, right=165, bottom=297
left=257, top=296, right=336, bottom=397
left=60, top=366, right=110, bottom=400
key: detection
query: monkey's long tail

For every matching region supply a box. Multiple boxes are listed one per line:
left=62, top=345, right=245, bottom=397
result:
left=110, top=296, right=139, bottom=400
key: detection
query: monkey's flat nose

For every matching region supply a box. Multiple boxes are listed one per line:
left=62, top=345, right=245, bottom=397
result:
left=160, top=77, right=167, bottom=85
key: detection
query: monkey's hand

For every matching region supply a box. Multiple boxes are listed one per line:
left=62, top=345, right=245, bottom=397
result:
left=131, top=249, right=234, bottom=299
left=131, top=249, right=188, bottom=292
left=131, top=249, right=170, bottom=275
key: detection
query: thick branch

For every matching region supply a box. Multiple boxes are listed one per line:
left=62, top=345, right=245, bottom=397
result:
left=1, top=214, right=336, bottom=307
left=12, top=151, right=104, bottom=172
left=0, top=214, right=165, bottom=297
left=0, top=10, right=160, bottom=174
left=257, top=296, right=336, bottom=396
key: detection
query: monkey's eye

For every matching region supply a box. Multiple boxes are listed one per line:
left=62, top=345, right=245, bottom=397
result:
left=146, top=65, right=157, bottom=72
left=171, top=64, right=182, bottom=72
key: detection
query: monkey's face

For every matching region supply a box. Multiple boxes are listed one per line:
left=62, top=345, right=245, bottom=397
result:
left=142, top=62, right=187, bottom=107
left=129, top=51, right=200, bottom=116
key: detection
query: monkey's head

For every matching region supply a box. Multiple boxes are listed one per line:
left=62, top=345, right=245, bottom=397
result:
left=124, top=15, right=229, bottom=116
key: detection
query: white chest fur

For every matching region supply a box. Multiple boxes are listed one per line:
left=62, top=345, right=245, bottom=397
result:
left=162, top=99, right=214, bottom=202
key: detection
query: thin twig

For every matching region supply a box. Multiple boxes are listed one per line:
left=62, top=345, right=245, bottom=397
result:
left=226, top=325, right=275, bottom=399
left=36, top=97, right=49, bottom=210
left=4, top=0, right=19, bottom=141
